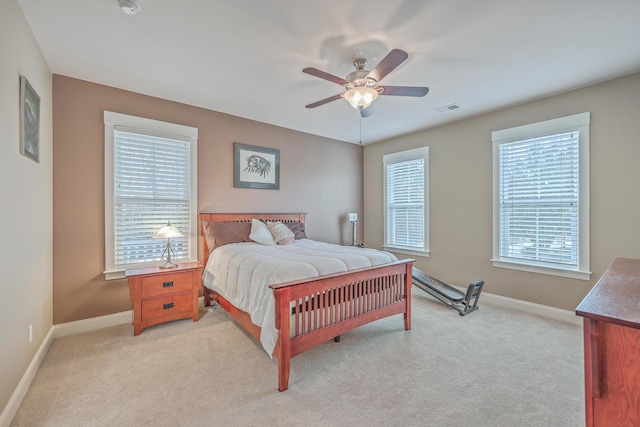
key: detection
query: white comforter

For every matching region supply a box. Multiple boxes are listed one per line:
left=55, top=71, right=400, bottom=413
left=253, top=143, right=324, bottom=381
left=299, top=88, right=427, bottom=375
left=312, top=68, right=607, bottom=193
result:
left=202, top=239, right=398, bottom=356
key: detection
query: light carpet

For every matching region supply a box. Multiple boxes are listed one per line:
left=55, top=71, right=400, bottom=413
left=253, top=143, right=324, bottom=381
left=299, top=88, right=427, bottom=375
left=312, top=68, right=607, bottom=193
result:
left=11, top=290, right=585, bottom=426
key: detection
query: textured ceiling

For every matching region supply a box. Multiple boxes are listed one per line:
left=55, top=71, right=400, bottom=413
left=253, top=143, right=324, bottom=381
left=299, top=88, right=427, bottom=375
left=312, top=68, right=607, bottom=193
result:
left=18, top=0, right=640, bottom=144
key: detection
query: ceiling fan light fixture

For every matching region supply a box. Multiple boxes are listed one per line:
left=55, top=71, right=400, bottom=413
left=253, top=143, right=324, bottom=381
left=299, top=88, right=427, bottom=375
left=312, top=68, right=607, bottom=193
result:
left=344, top=87, right=378, bottom=110
left=302, top=49, right=428, bottom=116
left=118, top=0, right=142, bottom=15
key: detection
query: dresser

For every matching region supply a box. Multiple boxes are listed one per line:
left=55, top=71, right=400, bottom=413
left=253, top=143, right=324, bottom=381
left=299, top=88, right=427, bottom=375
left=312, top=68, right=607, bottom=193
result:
left=126, top=262, right=204, bottom=336
left=575, top=258, right=640, bottom=427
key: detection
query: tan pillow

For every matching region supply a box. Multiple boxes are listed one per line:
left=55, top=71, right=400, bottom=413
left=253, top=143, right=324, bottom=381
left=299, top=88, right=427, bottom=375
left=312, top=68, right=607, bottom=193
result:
left=284, top=221, right=307, bottom=239
left=267, top=221, right=296, bottom=245
left=202, top=220, right=252, bottom=252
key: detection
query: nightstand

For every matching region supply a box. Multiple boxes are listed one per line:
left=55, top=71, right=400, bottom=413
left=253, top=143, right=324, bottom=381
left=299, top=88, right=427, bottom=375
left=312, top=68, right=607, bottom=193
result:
left=126, top=261, right=204, bottom=336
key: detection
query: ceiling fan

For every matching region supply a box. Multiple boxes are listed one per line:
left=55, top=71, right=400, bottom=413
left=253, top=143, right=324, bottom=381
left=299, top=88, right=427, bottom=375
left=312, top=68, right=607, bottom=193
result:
left=303, top=49, right=429, bottom=118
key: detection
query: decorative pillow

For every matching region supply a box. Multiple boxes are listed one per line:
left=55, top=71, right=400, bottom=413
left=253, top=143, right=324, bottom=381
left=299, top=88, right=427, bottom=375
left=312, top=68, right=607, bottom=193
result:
left=267, top=221, right=296, bottom=245
left=284, top=221, right=307, bottom=239
left=249, top=219, right=277, bottom=245
left=202, top=220, right=252, bottom=252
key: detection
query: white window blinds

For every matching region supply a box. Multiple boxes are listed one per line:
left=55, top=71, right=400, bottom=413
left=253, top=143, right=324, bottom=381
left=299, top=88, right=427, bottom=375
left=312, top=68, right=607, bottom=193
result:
left=383, top=147, right=429, bottom=254
left=113, top=129, right=192, bottom=269
left=498, top=132, right=579, bottom=267
left=492, top=111, right=590, bottom=279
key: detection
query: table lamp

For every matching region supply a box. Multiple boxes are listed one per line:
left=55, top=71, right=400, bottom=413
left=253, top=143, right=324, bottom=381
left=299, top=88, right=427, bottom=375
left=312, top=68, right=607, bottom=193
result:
left=153, top=222, right=184, bottom=268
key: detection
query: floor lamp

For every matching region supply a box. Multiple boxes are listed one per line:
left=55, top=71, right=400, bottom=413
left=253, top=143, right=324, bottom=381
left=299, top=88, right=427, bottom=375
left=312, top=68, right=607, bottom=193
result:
left=348, top=213, right=358, bottom=246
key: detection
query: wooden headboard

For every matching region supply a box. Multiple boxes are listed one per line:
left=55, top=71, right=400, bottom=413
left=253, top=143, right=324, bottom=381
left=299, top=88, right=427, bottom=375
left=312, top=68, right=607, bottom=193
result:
left=199, top=212, right=306, bottom=266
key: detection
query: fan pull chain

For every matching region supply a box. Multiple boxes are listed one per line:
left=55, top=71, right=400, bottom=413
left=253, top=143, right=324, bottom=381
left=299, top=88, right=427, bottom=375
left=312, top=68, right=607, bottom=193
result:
left=359, top=115, right=362, bottom=145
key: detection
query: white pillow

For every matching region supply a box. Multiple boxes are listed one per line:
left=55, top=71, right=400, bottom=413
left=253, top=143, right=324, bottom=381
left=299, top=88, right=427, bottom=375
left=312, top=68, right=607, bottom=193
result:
left=249, top=219, right=276, bottom=245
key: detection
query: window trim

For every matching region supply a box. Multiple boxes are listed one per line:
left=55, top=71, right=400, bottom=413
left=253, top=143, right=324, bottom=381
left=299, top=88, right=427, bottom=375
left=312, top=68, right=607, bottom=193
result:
left=491, top=112, right=591, bottom=280
left=382, top=146, right=430, bottom=257
left=104, top=111, right=198, bottom=280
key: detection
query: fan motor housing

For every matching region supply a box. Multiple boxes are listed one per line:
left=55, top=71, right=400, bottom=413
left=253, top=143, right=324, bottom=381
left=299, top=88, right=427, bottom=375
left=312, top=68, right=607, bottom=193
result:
left=345, top=70, right=377, bottom=89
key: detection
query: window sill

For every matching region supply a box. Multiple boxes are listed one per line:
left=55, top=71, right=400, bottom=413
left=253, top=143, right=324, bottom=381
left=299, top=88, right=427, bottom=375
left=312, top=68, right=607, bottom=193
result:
left=491, top=259, right=591, bottom=280
left=104, top=270, right=126, bottom=280
left=383, top=246, right=430, bottom=258
left=104, top=258, right=197, bottom=281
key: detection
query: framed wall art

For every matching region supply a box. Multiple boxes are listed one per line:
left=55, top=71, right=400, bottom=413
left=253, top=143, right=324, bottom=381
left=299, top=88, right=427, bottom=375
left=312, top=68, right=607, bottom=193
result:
left=19, top=75, right=40, bottom=163
left=234, top=143, right=280, bottom=190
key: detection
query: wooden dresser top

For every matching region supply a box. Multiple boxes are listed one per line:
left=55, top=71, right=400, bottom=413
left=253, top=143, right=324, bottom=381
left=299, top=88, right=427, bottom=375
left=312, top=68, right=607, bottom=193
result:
left=125, top=261, right=203, bottom=278
left=576, top=258, right=640, bottom=329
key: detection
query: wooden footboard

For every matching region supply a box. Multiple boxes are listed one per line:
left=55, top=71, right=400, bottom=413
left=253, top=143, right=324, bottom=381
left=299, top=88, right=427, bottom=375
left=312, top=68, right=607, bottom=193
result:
left=271, top=259, right=413, bottom=391
left=206, top=260, right=413, bottom=391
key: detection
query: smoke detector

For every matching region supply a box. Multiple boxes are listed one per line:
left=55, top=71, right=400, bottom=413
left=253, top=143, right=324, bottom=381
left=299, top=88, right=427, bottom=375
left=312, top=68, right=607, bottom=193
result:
left=118, top=0, right=142, bottom=15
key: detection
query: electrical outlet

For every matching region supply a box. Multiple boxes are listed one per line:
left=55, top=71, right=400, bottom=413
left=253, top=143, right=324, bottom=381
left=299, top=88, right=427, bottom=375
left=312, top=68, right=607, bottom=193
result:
left=28, top=324, right=33, bottom=343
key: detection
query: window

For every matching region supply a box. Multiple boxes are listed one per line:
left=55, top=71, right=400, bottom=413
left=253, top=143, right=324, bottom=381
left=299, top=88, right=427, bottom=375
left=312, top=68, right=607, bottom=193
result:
left=383, top=146, right=429, bottom=256
left=104, top=112, right=198, bottom=279
left=492, top=112, right=590, bottom=279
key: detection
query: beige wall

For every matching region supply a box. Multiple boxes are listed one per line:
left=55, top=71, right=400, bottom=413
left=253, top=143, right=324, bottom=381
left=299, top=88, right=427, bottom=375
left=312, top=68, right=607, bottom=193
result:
left=364, top=72, right=640, bottom=311
left=0, top=0, right=53, bottom=417
left=52, top=75, right=363, bottom=325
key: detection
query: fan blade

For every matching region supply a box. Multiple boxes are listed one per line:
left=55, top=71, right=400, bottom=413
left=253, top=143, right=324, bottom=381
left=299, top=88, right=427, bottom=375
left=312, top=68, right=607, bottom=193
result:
left=366, top=49, right=408, bottom=82
left=305, top=94, right=343, bottom=109
left=360, top=106, right=373, bottom=118
left=302, top=68, right=347, bottom=85
left=379, top=86, right=429, bottom=97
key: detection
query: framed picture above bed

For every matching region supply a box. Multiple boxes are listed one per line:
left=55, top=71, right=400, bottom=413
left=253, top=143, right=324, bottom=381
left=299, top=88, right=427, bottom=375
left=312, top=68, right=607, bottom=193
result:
left=234, top=143, right=280, bottom=190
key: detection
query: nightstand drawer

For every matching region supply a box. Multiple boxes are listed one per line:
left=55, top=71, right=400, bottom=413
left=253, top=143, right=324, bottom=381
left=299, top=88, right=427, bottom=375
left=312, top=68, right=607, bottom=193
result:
left=141, top=292, right=193, bottom=321
left=140, top=271, right=192, bottom=299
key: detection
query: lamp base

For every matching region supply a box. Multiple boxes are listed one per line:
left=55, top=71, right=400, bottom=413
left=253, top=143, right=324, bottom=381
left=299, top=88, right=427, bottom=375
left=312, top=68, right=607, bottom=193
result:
left=158, top=261, right=179, bottom=269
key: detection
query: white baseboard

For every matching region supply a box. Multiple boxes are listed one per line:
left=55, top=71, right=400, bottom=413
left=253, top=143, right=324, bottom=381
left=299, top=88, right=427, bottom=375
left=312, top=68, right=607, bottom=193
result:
left=448, top=285, right=582, bottom=326
left=0, top=327, right=55, bottom=427
left=53, top=296, right=206, bottom=338
left=482, top=292, right=582, bottom=326
left=54, top=310, right=133, bottom=338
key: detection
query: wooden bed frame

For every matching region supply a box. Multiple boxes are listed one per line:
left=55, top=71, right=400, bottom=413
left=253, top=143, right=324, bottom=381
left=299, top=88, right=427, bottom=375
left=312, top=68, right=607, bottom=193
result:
left=199, top=212, right=414, bottom=391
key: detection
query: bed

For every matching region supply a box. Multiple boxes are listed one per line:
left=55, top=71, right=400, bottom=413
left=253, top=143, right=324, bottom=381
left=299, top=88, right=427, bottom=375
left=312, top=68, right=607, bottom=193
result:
left=199, top=212, right=414, bottom=391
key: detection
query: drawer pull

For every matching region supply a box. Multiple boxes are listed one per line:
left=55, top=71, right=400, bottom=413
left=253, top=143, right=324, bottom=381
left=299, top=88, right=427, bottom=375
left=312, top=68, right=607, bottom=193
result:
left=162, top=281, right=174, bottom=288
left=163, top=302, right=174, bottom=310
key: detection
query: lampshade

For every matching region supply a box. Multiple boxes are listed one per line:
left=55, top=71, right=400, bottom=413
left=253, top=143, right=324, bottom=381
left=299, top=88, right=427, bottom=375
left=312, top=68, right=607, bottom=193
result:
left=343, top=87, right=378, bottom=110
left=153, top=223, right=185, bottom=239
